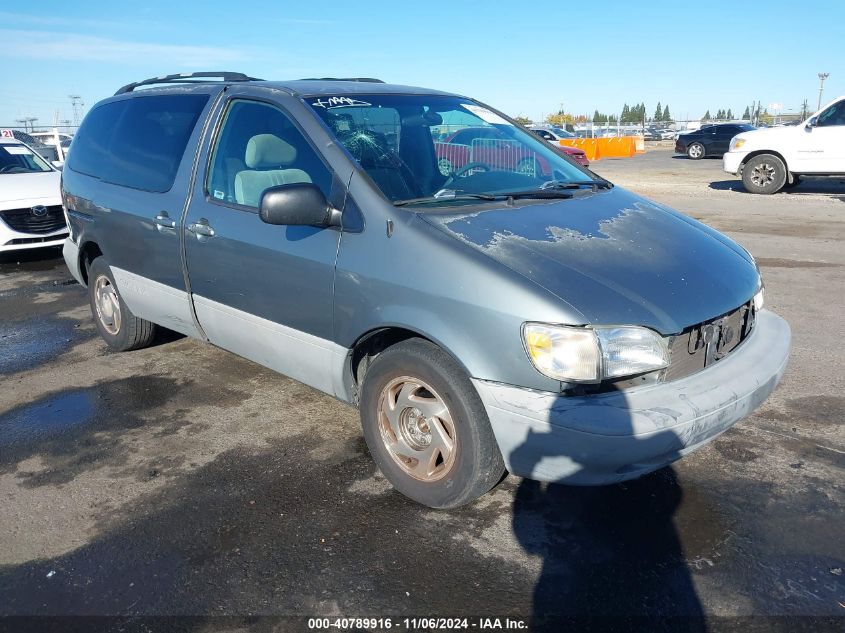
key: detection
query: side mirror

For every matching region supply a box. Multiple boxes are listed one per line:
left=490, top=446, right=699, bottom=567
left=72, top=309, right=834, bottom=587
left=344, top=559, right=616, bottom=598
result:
left=805, top=116, right=818, bottom=130
left=258, top=183, right=341, bottom=227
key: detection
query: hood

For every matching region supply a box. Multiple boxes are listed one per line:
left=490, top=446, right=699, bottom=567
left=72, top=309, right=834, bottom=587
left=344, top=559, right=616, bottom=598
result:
left=736, top=125, right=799, bottom=146
left=0, top=171, right=62, bottom=208
left=421, top=187, right=760, bottom=334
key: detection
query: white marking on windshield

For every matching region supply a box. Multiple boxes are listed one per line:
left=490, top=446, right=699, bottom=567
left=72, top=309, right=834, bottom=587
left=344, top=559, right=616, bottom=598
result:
left=311, top=97, right=373, bottom=109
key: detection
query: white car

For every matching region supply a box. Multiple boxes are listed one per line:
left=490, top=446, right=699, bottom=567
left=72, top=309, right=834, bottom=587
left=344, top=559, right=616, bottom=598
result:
left=529, top=126, right=575, bottom=142
left=0, top=133, right=67, bottom=252
left=30, top=131, right=73, bottom=148
left=724, top=95, right=845, bottom=194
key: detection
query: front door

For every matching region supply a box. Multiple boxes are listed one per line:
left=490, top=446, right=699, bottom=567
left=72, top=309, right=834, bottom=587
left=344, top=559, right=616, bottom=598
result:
left=796, top=99, right=845, bottom=173
left=183, top=96, right=349, bottom=395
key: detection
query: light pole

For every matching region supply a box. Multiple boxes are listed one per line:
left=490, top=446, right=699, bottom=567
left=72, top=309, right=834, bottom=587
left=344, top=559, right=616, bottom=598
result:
left=817, top=72, right=829, bottom=111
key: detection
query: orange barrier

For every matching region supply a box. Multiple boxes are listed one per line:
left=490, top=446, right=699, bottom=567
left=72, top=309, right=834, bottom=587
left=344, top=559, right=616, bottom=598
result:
left=596, top=137, right=635, bottom=158
left=559, top=138, right=601, bottom=161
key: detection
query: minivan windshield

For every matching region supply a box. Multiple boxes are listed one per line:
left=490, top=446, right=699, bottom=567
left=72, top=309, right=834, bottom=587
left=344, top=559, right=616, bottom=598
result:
left=0, top=143, right=53, bottom=174
left=306, top=94, right=601, bottom=206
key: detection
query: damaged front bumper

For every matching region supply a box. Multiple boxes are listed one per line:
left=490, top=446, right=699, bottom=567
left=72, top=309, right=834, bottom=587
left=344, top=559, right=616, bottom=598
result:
left=473, top=310, right=791, bottom=485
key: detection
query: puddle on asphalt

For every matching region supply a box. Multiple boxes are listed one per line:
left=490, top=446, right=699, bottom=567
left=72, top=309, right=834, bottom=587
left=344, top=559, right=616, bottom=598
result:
left=0, top=317, right=91, bottom=374
left=0, top=391, right=94, bottom=449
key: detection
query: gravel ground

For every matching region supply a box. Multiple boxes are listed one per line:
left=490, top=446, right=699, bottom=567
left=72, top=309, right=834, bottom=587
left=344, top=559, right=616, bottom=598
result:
left=0, top=148, right=843, bottom=631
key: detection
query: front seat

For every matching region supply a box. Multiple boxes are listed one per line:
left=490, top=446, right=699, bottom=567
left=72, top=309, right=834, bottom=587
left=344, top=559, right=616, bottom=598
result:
left=234, top=134, right=312, bottom=207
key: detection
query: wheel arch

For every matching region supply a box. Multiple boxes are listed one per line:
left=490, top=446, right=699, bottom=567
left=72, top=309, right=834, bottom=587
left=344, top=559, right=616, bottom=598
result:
left=344, top=325, right=474, bottom=405
left=740, top=149, right=789, bottom=172
left=77, top=240, right=104, bottom=286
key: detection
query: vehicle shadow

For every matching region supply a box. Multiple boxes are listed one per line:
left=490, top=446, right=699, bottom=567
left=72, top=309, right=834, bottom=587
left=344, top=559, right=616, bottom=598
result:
left=509, top=389, right=706, bottom=632
left=709, top=178, right=845, bottom=199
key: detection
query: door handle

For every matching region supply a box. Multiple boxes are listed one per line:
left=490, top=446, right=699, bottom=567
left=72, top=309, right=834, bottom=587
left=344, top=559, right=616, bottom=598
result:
left=153, top=212, right=176, bottom=230
left=187, top=219, right=215, bottom=238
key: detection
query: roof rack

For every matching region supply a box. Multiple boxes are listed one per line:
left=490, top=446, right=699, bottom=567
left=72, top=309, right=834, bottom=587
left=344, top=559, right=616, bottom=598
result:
left=115, top=72, right=263, bottom=95
left=297, top=77, right=384, bottom=83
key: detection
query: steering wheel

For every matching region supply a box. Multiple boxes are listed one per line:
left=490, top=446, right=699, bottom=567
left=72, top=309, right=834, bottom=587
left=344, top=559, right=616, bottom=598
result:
left=443, top=161, right=492, bottom=188
left=0, top=164, right=23, bottom=174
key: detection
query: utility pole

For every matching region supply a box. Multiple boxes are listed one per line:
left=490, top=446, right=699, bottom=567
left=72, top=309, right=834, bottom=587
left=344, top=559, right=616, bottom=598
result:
left=801, top=99, right=809, bottom=120
left=69, top=94, right=82, bottom=127
left=817, top=73, right=829, bottom=110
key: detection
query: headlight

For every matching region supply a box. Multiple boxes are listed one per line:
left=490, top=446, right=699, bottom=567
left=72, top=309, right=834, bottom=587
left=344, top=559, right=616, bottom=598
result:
left=523, top=323, right=669, bottom=383
left=730, top=137, right=746, bottom=151
left=753, top=287, right=765, bottom=311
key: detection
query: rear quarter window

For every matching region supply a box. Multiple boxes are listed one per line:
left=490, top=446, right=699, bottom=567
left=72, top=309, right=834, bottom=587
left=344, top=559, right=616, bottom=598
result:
left=67, top=94, right=209, bottom=193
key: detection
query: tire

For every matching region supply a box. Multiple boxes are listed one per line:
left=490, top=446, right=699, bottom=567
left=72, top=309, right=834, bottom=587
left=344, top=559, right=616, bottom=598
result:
left=359, top=338, right=506, bottom=509
left=88, top=257, right=157, bottom=351
left=741, top=154, right=787, bottom=194
left=687, top=142, right=705, bottom=159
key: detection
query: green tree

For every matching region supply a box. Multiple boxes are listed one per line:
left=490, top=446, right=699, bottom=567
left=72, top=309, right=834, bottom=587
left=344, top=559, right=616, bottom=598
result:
left=653, top=102, right=662, bottom=121
left=621, top=103, right=630, bottom=123
left=702, top=110, right=711, bottom=121
left=726, top=108, right=733, bottom=120
left=742, top=106, right=750, bottom=120
left=662, top=104, right=671, bottom=121
left=716, top=109, right=724, bottom=119
left=513, top=115, right=532, bottom=126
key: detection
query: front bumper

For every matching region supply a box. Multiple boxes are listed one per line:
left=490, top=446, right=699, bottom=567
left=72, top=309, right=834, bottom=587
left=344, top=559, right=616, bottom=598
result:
left=723, top=150, right=749, bottom=175
left=62, top=238, right=86, bottom=286
left=473, top=310, right=790, bottom=485
left=0, top=220, right=67, bottom=252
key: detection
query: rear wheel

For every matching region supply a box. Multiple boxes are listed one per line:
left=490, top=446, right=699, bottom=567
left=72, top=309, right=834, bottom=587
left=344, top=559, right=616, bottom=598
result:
left=687, top=142, right=705, bottom=159
left=359, top=338, right=505, bottom=508
left=88, top=257, right=157, bottom=351
left=742, top=154, right=787, bottom=194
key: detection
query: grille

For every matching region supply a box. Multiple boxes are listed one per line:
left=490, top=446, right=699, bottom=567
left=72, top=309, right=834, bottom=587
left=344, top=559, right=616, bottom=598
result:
left=0, top=205, right=66, bottom=234
left=665, top=300, right=756, bottom=382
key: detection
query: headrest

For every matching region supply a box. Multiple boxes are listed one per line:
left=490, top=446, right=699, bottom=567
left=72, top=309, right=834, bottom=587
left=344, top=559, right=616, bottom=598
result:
left=245, top=134, right=296, bottom=168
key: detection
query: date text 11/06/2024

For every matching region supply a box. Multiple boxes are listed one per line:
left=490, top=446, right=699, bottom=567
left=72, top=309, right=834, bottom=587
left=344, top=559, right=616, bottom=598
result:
left=307, top=617, right=528, bottom=630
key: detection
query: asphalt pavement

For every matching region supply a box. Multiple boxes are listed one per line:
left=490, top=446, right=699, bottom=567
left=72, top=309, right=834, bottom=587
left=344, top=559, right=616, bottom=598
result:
left=1, top=149, right=843, bottom=632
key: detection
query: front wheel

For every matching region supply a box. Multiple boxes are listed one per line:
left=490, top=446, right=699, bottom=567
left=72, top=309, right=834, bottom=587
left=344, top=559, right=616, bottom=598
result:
left=88, top=257, right=157, bottom=351
left=742, top=154, right=787, bottom=194
left=687, top=142, right=705, bottom=159
left=359, top=339, right=505, bottom=508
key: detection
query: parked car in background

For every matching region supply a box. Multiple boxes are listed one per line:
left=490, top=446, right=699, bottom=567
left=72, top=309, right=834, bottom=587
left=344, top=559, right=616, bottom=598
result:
left=643, top=128, right=662, bottom=141
left=0, top=133, right=67, bottom=253
left=724, top=95, right=845, bottom=194
left=62, top=72, right=789, bottom=508
left=529, top=126, right=575, bottom=141
left=9, top=130, right=60, bottom=163
left=30, top=131, right=74, bottom=149
left=438, top=125, right=588, bottom=170
left=675, top=123, right=756, bottom=159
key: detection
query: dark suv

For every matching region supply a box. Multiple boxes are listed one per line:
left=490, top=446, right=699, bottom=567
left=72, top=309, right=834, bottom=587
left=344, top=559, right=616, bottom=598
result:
left=676, top=123, right=756, bottom=159
left=61, top=72, right=790, bottom=508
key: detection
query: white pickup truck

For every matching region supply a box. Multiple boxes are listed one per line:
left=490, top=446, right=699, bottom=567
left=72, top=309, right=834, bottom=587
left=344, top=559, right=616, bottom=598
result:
left=723, top=95, right=845, bottom=194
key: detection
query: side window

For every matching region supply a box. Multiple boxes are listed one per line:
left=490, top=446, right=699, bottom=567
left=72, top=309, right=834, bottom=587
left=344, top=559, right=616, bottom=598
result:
left=67, top=94, right=208, bottom=193
left=818, top=100, right=845, bottom=127
left=207, top=100, right=332, bottom=208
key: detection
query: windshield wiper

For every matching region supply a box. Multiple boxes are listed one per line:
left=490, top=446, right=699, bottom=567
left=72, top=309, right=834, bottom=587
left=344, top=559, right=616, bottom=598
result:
left=539, top=179, right=613, bottom=191
left=393, top=191, right=502, bottom=206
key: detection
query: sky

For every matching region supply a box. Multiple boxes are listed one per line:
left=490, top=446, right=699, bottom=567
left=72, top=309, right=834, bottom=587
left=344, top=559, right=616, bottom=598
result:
left=1, top=0, right=843, bottom=128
